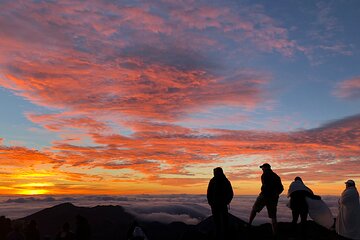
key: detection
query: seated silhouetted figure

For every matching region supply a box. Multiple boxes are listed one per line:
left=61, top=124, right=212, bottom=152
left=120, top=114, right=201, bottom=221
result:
left=207, top=167, right=234, bottom=240
left=127, top=221, right=148, bottom=240
left=75, top=215, right=91, bottom=240
left=56, top=222, right=75, bottom=240
left=6, top=222, right=24, bottom=240
left=24, top=220, right=40, bottom=240
left=0, top=216, right=12, bottom=240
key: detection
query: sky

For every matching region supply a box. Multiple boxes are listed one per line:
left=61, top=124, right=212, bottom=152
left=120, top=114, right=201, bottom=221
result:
left=0, top=0, right=359, bottom=195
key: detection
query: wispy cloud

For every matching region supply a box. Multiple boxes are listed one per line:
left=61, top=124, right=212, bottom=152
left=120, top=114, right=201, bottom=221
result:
left=333, top=77, right=360, bottom=100
left=301, top=1, right=353, bottom=64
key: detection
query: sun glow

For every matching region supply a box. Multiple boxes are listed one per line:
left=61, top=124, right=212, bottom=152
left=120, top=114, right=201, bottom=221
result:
left=17, top=189, right=49, bottom=195
left=13, top=182, right=54, bottom=195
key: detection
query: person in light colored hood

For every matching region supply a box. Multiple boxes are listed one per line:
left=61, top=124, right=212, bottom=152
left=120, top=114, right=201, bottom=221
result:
left=287, top=177, right=320, bottom=234
left=336, top=180, right=360, bottom=240
left=288, top=177, right=314, bottom=224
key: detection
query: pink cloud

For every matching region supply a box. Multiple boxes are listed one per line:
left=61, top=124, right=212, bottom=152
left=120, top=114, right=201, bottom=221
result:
left=26, top=113, right=110, bottom=132
left=0, top=0, right=296, bottom=122
left=170, top=3, right=297, bottom=56
left=41, top=115, right=356, bottom=181
left=0, top=114, right=358, bottom=190
left=1, top=0, right=358, bottom=192
left=334, top=77, right=360, bottom=100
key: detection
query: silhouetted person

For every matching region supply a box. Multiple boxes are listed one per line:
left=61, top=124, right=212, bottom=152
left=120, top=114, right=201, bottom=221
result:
left=207, top=167, right=233, bottom=240
left=249, top=163, right=283, bottom=235
left=24, top=220, right=39, bottom=240
left=336, top=180, right=360, bottom=240
left=75, top=215, right=90, bottom=240
left=0, top=216, right=12, bottom=240
left=127, top=221, right=148, bottom=240
left=56, top=222, right=75, bottom=240
left=287, top=177, right=320, bottom=235
left=6, top=222, right=24, bottom=240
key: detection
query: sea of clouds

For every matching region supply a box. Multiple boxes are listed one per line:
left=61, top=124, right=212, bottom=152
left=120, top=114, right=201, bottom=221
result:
left=0, top=195, right=340, bottom=225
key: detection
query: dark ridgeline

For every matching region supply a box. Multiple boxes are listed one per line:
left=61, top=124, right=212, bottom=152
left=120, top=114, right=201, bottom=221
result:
left=20, top=203, right=133, bottom=240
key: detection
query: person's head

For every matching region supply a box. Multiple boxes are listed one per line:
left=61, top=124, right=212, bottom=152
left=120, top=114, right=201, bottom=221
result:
left=294, top=176, right=302, bottom=182
left=259, top=163, right=271, bottom=171
left=213, top=167, right=224, bottom=178
left=345, top=179, right=355, bottom=188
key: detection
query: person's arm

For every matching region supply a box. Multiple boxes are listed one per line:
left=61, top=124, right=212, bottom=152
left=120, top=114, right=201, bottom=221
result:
left=227, top=180, right=234, bottom=204
left=261, top=173, right=271, bottom=196
left=207, top=180, right=214, bottom=206
left=305, top=191, right=321, bottom=200
left=339, top=189, right=357, bottom=206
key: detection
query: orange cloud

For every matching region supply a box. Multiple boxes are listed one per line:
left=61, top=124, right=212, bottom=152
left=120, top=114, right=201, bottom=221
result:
left=0, top=114, right=359, bottom=194
left=0, top=0, right=358, bottom=195
left=0, top=146, right=56, bottom=167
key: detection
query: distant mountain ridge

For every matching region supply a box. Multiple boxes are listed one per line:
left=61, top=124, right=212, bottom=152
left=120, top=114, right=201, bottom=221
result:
left=9, top=203, right=338, bottom=240
left=22, top=203, right=134, bottom=240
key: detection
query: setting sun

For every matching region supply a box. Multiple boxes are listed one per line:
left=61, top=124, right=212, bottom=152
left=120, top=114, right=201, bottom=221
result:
left=17, top=189, right=49, bottom=195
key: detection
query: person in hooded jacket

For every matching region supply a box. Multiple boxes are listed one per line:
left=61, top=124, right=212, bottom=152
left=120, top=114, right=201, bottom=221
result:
left=336, top=180, right=360, bottom=240
left=207, top=167, right=233, bottom=240
left=287, top=177, right=320, bottom=234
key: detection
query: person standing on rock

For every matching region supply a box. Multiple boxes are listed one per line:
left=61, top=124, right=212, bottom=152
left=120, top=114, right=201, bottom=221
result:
left=207, top=167, right=234, bottom=240
left=336, top=180, right=360, bottom=240
left=249, top=163, right=283, bottom=235
left=287, top=176, right=321, bottom=235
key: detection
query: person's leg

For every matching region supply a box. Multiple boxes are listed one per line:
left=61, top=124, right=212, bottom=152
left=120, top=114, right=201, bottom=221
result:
left=271, top=217, right=278, bottom=235
left=300, top=210, right=307, bottom=224
left=299, top=210, right=308, bottom=237
left=249, top=195, right=265, bottom=226
left=221, top=207, right=229, bottom=240
left=249, top=209, right=257, bottom=226
left=266, top=196, right=279, bottom=236
left=212, top=208, right=221, bottom=240
left=292, top=210, right=299, bottom=224
left=291, top=210, right=299, bottom=234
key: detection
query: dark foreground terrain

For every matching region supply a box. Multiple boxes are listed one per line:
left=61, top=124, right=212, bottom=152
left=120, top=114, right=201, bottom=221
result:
left=0, top=203, right=341, bottom=240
